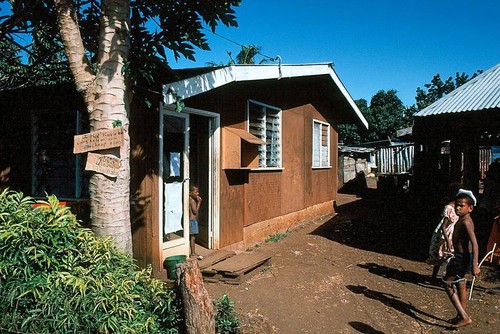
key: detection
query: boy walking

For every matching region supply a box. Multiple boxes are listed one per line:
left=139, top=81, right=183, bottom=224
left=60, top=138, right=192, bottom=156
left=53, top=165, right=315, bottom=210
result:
left=443, top=189, right=480, bottom=328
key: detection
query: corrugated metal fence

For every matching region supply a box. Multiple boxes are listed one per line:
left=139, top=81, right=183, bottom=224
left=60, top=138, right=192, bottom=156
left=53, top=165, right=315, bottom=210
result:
left=480, top=147, right=492, bottom=180
left=375, top=145, right=414, bottom=175
left=373, top=145, right=492, bottom=178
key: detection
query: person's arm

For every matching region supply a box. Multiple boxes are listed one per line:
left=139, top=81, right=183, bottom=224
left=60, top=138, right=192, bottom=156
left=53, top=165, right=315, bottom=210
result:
left=190, top=196, right=202, bottom=216
left=441, top=217, right=453, bottom=251
left=465, top=220, right=480, bottom=277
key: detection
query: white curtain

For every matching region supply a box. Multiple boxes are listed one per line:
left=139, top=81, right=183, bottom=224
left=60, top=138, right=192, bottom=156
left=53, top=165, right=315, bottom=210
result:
left=164, top=182, right=183, bottom=234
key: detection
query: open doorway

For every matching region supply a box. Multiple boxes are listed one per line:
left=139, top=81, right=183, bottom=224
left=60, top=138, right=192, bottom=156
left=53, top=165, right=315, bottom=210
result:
left=160, top=106, right=220, bottom=255
left=186, top=109, right=220, bottom=250
left=189, top=113, right=210, bottom=248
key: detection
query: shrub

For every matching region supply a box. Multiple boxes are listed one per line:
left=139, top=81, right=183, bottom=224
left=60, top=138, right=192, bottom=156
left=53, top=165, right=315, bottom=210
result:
left=214, top=294, right=239, bottom=334
left=0, top=190, right=182, bottom=333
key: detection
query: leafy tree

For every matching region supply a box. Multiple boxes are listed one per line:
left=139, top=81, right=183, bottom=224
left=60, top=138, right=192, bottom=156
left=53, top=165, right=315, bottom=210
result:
left=0, top=0, right=241, bottom=254
left=338, top=93, right=407, bottom=145
left=415, top=71, right=481, bottom=110
left=0, top=37, right=26, bottom=89
left=339, top=70, right=483, bottom=145
left=337, top=98, right=367, bottom=145
left=364, top=89, right=406, bottom=142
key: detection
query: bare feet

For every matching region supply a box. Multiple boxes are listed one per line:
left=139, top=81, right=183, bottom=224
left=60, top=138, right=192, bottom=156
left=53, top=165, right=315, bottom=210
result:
left=453, top=317, right=472, bottom=328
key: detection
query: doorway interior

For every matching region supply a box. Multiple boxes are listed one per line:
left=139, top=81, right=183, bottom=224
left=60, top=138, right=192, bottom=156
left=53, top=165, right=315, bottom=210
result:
left=160, top=106, right=220, bottom=255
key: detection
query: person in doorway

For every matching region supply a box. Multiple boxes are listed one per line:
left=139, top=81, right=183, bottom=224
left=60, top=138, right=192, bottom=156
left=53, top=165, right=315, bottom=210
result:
left=189, top=184, right=203, bottom=260
left=442, top=189, right=480, bottom=328
left=426, top=183, right=461, bottom=282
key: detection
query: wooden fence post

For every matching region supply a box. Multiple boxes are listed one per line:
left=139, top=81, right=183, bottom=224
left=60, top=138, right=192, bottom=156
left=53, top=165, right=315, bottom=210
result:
left=177, top=260, right=216, bottom=334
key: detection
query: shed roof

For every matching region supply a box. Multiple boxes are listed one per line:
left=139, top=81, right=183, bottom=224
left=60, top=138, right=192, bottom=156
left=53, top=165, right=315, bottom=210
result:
left=415, top=62, right=500, bottom=117
left=162, top=63, right=368, bottom=129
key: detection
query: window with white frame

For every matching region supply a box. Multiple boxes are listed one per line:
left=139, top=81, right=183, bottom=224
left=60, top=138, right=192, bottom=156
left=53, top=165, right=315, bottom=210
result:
left=247, top=100, right=282, bottom=168
left=312, top=120, right=330, bottom=168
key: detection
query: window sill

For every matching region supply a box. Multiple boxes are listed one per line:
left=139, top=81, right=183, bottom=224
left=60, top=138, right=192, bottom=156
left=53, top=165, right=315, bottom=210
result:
left=249, top=167, right=284, bottom=172
left=312, top=166, right=332, bottom=170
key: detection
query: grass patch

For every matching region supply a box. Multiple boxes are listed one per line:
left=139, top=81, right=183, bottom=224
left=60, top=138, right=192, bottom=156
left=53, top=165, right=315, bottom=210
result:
left=265, top=232, right=289, bottom=243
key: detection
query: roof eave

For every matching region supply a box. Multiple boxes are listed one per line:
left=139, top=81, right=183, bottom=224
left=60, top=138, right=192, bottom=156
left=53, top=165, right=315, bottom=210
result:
left=163, top=64, right=368, bottom=130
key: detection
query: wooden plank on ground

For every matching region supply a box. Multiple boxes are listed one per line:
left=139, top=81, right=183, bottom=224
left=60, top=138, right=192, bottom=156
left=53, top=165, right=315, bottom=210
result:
left=198, top=250, right=236, bottom=270
left=218, top=257, right=272, bottom=284
left=210, top=252, right=271, bottom=273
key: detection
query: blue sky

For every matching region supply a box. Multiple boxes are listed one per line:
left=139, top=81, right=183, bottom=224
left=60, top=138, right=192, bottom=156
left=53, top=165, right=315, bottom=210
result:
left=1, top=1, right=497, bottom=106
left=170, top=0, right=500, bottom=107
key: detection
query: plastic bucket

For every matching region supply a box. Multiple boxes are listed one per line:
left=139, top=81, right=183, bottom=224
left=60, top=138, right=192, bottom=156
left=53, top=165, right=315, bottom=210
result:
left=163, top=255, right=187, bottom=280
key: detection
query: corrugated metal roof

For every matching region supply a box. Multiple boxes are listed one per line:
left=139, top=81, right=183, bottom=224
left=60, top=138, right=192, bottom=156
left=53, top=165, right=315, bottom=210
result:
left=415, top=62, right=500, bottom=117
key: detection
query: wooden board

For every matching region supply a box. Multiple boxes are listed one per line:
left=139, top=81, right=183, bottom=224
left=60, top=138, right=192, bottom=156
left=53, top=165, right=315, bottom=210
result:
left=73, top=127, right=124, bottom=153
left=85, top=152, right=120, bottom=177
left=202, top=252, right=272, bottom=284
left=197, top=250, right=236, bottom=270
left=210, top=252, right=271, bottom=273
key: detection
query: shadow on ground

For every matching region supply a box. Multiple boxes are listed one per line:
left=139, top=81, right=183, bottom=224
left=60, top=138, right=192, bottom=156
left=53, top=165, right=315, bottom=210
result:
left=346, top=285, right=450, bottom=329
left=312, top=187, right=434, bottom=262
left=313, top=181, right=496, bottom=265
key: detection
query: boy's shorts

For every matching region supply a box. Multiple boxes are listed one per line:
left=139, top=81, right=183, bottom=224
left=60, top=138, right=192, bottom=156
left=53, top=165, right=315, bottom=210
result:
left=189, top=219, right=199, bottom=235
left=444, top=253, right=472, bottom=280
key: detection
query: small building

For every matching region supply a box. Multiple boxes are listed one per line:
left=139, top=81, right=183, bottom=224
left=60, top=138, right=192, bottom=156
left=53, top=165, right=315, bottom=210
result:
left=412, top=62, right=500, bottom=203
left=0, top=63, right=368, bottom=278
left=338, top=145, right=375, bottom=182
left=338, top=139, right=414, bottom=194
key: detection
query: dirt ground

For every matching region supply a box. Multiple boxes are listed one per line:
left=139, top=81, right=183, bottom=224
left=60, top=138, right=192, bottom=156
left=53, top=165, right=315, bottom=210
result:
left=205, top=183, right=500, bottom=334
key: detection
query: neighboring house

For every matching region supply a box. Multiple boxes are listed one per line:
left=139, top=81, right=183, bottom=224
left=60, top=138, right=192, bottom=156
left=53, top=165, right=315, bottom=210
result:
left=412, top=62, right=500, bottom=201
left=338, top=140, right=414, bottom=194
left=0, top=63, right=368, bottom=279
left=338, top=145, right=375, bottom=182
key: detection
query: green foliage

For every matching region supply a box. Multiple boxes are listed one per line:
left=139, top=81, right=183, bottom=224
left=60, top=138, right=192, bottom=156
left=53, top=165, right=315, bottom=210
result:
left=207, top=45, right=271, bottom=66
left=215, top=294, right=240, bottom=334
left=364, top=89, right=406, bottom=142
left=415, top=71, right=482, bottom=110
left=0, top=0, right=241, bottom=89
left=165, top=89, right=186, bottom=113
left=338, top=94, right=409, bottom=144
left=0, top=2, right=72, bottom=88
left=338, top=69, right=482, bottom=145
left=0, top=190, right=182, bottom=334
left=112, top=120, right=123, bottom=128
left=234, top=45, right=268, bottom=65
left=265, top=232, right=288, bottom=243
left=337, top=99, right=369, bottom=145
left=337, top=124, right=361, bottom=145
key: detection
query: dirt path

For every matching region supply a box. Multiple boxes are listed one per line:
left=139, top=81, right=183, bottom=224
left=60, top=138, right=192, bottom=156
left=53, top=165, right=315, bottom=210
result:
left=206, top=191, right=499, bottom=333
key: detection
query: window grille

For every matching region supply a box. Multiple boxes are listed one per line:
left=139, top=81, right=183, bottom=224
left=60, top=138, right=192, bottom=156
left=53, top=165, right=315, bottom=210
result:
left=247, top=100, right=282, bottom=168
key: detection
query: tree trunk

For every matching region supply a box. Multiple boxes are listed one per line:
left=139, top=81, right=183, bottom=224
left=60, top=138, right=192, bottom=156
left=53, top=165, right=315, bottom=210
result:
left=55, top=0, right=133, bottom=254
left=177, top=261, right=216, bottom=334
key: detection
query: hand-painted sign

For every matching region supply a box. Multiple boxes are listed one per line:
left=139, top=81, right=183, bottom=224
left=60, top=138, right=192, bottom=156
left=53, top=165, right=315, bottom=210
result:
left=73, top=127, right=124, bottom=153
left=85, top=152, right=121, bottom=177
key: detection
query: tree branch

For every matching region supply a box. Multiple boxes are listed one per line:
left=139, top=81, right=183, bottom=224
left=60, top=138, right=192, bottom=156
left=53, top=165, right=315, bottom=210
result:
left=54, top=0, right=94, bottom=93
